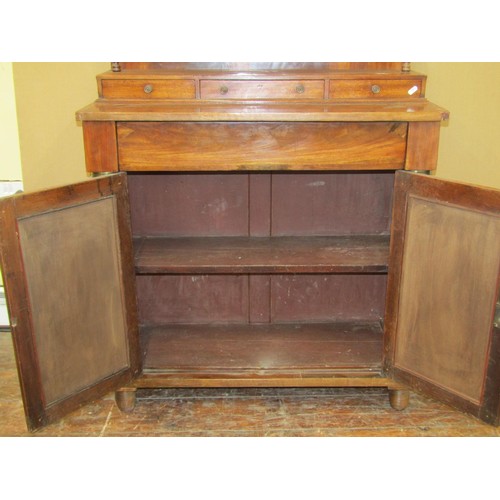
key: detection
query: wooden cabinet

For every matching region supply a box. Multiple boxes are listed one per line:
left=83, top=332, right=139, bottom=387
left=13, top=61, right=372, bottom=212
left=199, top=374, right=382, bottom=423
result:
left=1, top=62, right=499, bottom=431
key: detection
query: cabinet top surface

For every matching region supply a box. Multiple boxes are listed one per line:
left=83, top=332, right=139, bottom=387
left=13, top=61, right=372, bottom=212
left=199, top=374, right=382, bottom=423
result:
left=76, top=100, right=449, bottom=122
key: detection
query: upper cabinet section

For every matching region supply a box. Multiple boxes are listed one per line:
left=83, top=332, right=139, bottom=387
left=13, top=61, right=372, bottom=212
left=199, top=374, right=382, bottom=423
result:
left=77, top=62, right=448, bottom=124
left=76, top=63, right=449, bottom=174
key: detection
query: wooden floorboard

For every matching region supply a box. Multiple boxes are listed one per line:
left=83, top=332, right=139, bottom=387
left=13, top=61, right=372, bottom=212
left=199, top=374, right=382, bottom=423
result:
left=1, top=331, right=499, bottom=437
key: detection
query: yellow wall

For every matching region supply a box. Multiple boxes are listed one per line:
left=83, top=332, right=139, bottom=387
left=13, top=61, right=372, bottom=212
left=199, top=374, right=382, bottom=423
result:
left=11, top=62, right=500, bottom=191
left=413, top=62, right=500, bottom=189
left=12, top=62, right=109, bottom=192
left=0, top=63, right=22, bottom=181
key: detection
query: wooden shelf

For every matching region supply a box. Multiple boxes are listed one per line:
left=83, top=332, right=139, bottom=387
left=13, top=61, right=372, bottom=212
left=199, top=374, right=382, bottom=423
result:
left=141, top=322, right=384, bottom=379
left=134, top=235, right=390, bottom=274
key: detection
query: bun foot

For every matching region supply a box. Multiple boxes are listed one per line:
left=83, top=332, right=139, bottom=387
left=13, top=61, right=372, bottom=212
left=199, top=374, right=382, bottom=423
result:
left=389, top=389, right=410, bottom=411
left=115, top=388, right=137, bottom=413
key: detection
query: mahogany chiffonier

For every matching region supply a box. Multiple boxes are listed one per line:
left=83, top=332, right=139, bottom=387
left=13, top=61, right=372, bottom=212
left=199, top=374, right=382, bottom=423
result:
left=1, top=62, right=499, bottom=431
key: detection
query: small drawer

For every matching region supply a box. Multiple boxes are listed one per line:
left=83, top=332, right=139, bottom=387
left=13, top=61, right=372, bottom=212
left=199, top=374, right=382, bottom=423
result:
left=329, top=79, right=423, bottom=99
left=100, top=79, right=196, bottom=99
left=200, top=80, right=324, bottom=99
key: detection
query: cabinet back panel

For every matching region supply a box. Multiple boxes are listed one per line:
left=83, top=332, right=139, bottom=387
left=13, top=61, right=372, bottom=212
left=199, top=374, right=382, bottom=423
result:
left=128, top=173, right=249, bottom=236
left=136, top=275, right=249, bottom=324
left=271, top=275, right=387, bottom=323
left=271, top=172, right=394, bottom=235
left=128, top=172, right=394, bottom=237
left=136, top=274, right=386, bottom=326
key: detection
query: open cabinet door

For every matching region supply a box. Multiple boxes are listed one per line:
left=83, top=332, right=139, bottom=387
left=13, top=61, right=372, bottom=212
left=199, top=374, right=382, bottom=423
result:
left=0, top=174, right=141, bottom=431
left=385, top=171, right=500, bottom=425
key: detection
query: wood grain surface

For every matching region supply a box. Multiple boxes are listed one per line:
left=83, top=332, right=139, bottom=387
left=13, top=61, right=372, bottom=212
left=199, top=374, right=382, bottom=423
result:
left=117, top=122, right=408, bottom=171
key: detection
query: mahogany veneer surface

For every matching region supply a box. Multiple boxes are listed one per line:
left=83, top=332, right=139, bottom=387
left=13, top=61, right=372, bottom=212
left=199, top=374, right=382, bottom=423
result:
left=117, top=122, right=408, bottom=171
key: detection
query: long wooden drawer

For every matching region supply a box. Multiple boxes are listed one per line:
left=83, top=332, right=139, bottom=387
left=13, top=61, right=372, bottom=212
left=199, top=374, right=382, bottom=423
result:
left=329, top=79, right=424, bottom=99
left=200, top=80, right=325, bottom=99
left=101, top=79, right=196, bottom=99
left=117, top=121, right=408, bottom=171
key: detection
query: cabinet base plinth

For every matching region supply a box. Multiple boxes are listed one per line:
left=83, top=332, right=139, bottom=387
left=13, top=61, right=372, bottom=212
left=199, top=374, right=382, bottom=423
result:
left=114, top=376, right=411, bottom=413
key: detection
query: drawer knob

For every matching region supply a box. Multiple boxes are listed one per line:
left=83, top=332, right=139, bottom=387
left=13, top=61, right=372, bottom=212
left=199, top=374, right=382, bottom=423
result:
left=296, top=84, right=305, bottom=94
left=220, top=85, right=229, bottom=95
left=371, top=84, right=381, bottom=94
left=144, top=84, right=154, bottom=94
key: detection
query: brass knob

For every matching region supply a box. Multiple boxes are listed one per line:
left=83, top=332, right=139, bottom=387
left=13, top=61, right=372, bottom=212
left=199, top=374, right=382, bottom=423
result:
left=144, top=84, right=153, bottom=94
left=371, top=84, right=381, bottom=94
left=296, top=84, right=305, bottom=94
left=220, top=85, right=229, bottom=95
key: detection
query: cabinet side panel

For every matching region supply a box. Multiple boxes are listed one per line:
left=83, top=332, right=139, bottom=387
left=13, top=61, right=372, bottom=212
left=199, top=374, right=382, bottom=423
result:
left=18, top=198, right=129, bottom=405
left=83, top=122, right=118, bottom=173
left=404, top=122, right=440, bottom=171
left=395, top=196, right=500, bottom=404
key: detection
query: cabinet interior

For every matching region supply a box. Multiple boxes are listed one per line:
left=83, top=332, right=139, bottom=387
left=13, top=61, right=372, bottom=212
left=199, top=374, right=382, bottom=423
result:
left=128, top=170, right=395, bottom=377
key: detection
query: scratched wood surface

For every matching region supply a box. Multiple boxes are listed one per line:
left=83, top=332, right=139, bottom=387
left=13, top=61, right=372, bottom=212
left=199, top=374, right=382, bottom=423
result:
left=1, top=332, right=498, bottom=437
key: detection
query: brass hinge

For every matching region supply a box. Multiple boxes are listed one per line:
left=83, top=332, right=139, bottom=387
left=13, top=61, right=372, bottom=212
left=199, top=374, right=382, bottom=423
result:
left=493, top=302, right=500, bottom=329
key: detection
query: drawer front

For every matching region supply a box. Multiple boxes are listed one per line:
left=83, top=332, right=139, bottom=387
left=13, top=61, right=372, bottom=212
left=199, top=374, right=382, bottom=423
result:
left=117, top=121, right=408, bottom=171
left=200, top=80, right=325, bottom=99
left=329, top=79, right=423, bottom=99
left=101, top=79, right=196, bottom=99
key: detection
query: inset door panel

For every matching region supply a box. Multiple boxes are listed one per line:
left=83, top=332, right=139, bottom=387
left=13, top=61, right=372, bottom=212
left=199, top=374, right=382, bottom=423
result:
left=394, top=196, right=499, bottom=402
left=386, top=172, right=500, bottom=424
left=18, top=198, right=130, bottom=405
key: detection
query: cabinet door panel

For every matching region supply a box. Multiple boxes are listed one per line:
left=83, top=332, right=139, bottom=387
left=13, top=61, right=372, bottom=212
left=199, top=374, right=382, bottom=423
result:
left=0, top=174, right=140, bottom=430
left=385, top=172, right=500, bottom=424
